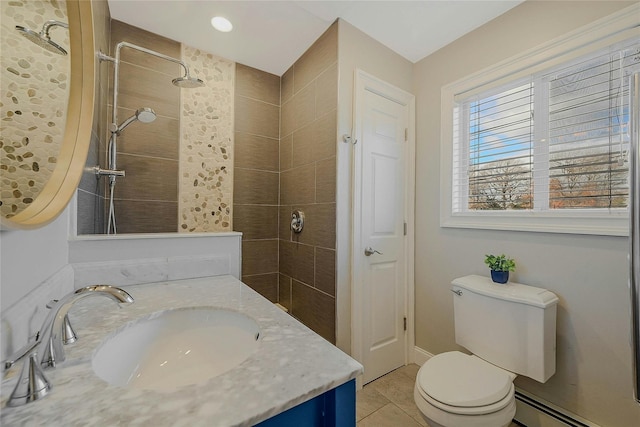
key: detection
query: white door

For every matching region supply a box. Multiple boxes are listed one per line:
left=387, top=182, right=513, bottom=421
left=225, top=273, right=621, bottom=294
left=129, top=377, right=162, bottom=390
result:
left=353, top=73, right=412, bottom=384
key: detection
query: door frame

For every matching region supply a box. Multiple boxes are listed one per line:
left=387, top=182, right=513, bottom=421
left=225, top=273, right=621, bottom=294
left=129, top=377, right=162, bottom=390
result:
left=351, top=69, right=416, bottom=374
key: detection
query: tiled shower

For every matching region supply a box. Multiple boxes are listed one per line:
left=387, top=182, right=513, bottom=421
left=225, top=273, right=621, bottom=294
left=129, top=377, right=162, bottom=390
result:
left=78, top=9, right=339, bottom=343
left=235, top=23, right=338, bottom=343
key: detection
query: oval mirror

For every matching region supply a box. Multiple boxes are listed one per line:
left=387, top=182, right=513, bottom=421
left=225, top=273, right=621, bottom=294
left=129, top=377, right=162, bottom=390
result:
left=0, top=0, right=94, bottom=229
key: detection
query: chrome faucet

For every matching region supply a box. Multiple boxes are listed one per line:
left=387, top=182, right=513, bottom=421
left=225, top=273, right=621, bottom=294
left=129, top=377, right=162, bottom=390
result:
left=3, top=285, right=133, bottom=406
left=37, top=285, right=133, bottom=368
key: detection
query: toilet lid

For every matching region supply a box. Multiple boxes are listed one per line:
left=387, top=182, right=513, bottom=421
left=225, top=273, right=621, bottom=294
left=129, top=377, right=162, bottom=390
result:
left=417, top=351, right=512, bottom=408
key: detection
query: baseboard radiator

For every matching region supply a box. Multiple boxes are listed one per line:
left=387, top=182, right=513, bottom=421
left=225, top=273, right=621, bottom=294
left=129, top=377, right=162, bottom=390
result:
left=514, top=390, right=599, bottom=427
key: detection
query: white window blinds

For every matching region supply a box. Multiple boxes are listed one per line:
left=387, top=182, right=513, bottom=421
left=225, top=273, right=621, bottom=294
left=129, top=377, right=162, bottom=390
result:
left=467, top=82, right=534, bottom=210
left=547, top=47, right=637, bottom=209
left=453, top=40, right=640, bottom=213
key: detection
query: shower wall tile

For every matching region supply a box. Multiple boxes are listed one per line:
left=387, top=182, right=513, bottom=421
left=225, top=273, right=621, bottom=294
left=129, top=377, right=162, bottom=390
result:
left=279, top=134, right=293, bottom=171
left=81, top=0, right=110, bottom=234
left=78, top=129, right=106, bottom=234
left=315, top=157, right=336, bottom=203
left=109, top=61, right=181, bottom=119
left=281, top=68, right=294, bottom=104
left=279, top=240, right=315, bottom=286
left=112, top=200, right=178, bottom=234
left=242, top=239, right=279, bottom=276
left=233, top=204, right=278, bottom=240
left=292, top=123, right=315, bottom=167
left=290, top=112, right=337, bottom=170
left=315, top=248, right=336, bottom=297
left=234, top=132, right=279, bottom=172
left=279, top=205, right=292, bottom=241
left=315, top=64, right=338, bottom=118
left=311, top=111, right=337, bottom=161
left=242, top=273, right=279, bottom=303
left=234, top=169, right=279, bottom=205
left=235, top=63, right=280, bottom=106
left=179, top=47, right=234, bottom=233
left=293, top=23, right=338, bottom=93
left=294, top=82, right=316, bottom=131
left=111, top=20, right=182, bottom=77
left=114, top=107, right=179, bottom=160
left=93, top=1, right=111, bottom=148
left=291, top=279, right=336, bottom=343
left=280, top=166, right=315, bottom=206
left=78, top=131, right=102, bottom=195
left=235, top=96, right=280, bottom=139
left=312, top=203, right=336, bottom=249
left=278, top=22, right=338, bottom=344
left=280, top=98, right=295, bottom=138
left=102, top=20, right=181, bottom=234
left=114, top=154, right=178, bottom=201
left=292, top=203, right=336, bottom=249
left=77, top=189, right=98, bottom=236
left=233, top=64, right=280, bottom=303
left=278, top=274, right=293, bottom=311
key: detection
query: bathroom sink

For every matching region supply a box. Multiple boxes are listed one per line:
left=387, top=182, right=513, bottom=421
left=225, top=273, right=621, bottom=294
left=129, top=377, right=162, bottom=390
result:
left=92, top=307, right=260, bottom=391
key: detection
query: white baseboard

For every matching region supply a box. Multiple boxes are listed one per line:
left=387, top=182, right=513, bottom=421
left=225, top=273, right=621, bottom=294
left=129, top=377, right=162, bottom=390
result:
left=413, top=346, right=433, bottom=366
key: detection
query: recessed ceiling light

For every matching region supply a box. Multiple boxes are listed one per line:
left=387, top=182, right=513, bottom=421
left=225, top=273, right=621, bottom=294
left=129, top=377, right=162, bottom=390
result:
left=211, top=16, right=233, bottom=32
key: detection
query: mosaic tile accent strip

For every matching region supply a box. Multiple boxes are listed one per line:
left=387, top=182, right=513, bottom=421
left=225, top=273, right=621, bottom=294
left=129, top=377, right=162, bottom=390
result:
left=179, top=45, right=234, bottom=232
left=0, top=0, right=70, bottom=218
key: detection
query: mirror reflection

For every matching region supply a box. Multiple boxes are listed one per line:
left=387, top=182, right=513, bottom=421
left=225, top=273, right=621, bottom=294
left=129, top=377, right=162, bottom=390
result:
left=78, top=19, right=237, bottom=234
left=1, top=0, right=70, bottom=219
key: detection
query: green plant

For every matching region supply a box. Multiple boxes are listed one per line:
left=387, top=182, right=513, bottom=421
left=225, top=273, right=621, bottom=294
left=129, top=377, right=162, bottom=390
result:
left=484, top=254, right=516, bottom=272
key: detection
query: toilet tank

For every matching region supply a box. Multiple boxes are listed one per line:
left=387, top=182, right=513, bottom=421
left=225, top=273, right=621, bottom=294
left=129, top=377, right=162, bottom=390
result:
left=452, top=275, right=559, bottom=383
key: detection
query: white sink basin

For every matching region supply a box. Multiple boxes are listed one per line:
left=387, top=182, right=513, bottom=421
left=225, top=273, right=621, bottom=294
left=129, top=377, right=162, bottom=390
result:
left=92, top=307, right=260, bottom=391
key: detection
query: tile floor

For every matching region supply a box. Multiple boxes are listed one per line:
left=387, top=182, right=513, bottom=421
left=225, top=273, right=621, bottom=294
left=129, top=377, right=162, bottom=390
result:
left=356, top=364, right=519, bottom=427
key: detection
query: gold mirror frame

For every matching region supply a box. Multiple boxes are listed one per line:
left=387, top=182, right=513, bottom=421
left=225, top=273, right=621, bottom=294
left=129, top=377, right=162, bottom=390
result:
left=1, top=0, right=95, bottom=230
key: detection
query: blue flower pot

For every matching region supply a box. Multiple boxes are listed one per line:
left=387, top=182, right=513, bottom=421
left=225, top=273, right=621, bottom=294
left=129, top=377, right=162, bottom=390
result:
left=491, top=270, right=509, bottom=284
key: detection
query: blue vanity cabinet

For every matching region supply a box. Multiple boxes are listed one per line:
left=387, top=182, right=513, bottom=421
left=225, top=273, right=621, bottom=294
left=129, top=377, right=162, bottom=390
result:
left=255, top=379, right=356, bottom=427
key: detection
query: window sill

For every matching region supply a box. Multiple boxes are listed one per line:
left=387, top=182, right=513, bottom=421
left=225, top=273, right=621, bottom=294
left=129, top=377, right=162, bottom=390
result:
left=441, top=211, right=628, bottom=237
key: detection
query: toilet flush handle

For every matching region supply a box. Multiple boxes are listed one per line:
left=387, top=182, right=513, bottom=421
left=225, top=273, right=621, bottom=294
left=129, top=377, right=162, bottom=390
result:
left=451, top=289, right=463, bottom=296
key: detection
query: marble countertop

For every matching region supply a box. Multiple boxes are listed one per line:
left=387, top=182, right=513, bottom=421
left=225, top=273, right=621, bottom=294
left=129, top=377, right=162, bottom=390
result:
left=1, top=275, right=363, bottom=426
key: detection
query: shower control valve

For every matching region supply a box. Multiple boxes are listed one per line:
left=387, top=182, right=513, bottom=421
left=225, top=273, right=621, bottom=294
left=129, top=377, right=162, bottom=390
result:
left=291, top=210, right=305, bottom=233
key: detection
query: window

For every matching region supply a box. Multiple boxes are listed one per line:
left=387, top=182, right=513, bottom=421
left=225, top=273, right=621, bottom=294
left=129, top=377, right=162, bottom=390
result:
left=441, top=8, right=640, bottom=236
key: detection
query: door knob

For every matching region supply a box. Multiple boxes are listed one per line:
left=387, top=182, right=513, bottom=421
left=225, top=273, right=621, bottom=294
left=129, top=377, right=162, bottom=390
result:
left=364, top=247, right=382, bottom=256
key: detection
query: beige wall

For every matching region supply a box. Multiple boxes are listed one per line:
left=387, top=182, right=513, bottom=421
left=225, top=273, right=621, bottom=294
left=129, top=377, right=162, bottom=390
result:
left=413, top=1, right=639, bottom=425
left=336, top=19, right=414, bottom=352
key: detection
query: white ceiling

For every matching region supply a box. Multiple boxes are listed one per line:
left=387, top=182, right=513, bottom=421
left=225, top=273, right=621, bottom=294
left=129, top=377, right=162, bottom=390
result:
left=107, top=1, right=524, bottom=76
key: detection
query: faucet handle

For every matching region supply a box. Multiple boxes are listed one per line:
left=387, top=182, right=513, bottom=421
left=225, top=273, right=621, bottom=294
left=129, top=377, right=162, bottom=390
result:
left=47, top=300, right=77, bottom=344
left=7, top=352, right=51, bottom=407
left=2, top=338, right=39, bottom=372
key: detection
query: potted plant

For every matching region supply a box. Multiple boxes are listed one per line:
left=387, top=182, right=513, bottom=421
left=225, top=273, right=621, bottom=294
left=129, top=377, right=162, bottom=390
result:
left=484, top=254, right=516, bottom=284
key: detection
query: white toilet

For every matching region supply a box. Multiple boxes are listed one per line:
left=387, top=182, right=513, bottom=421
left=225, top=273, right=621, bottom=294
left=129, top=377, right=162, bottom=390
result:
left=414, top=275, right=558, bottom=427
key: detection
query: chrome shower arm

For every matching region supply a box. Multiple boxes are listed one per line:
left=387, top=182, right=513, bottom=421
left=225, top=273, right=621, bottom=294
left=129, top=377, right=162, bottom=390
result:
left=115, top=41, right=191, bottom=78
left=41, top=20, right=69, bottom=34
left=108, top=41, right=192, bottom=141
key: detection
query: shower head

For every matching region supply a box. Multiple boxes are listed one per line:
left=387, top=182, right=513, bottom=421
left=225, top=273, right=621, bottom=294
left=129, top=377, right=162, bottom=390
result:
left=172, top=75, right=205, bottom=88
left=15, top=20, right=69, bottom=56
left=112, top=107, right=157, bottom=134
left=135, top=107, right=157, bottom=123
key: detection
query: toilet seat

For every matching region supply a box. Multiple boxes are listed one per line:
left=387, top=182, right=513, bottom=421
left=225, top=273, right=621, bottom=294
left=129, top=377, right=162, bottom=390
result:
left=416, top=351, right=515, bottom=415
